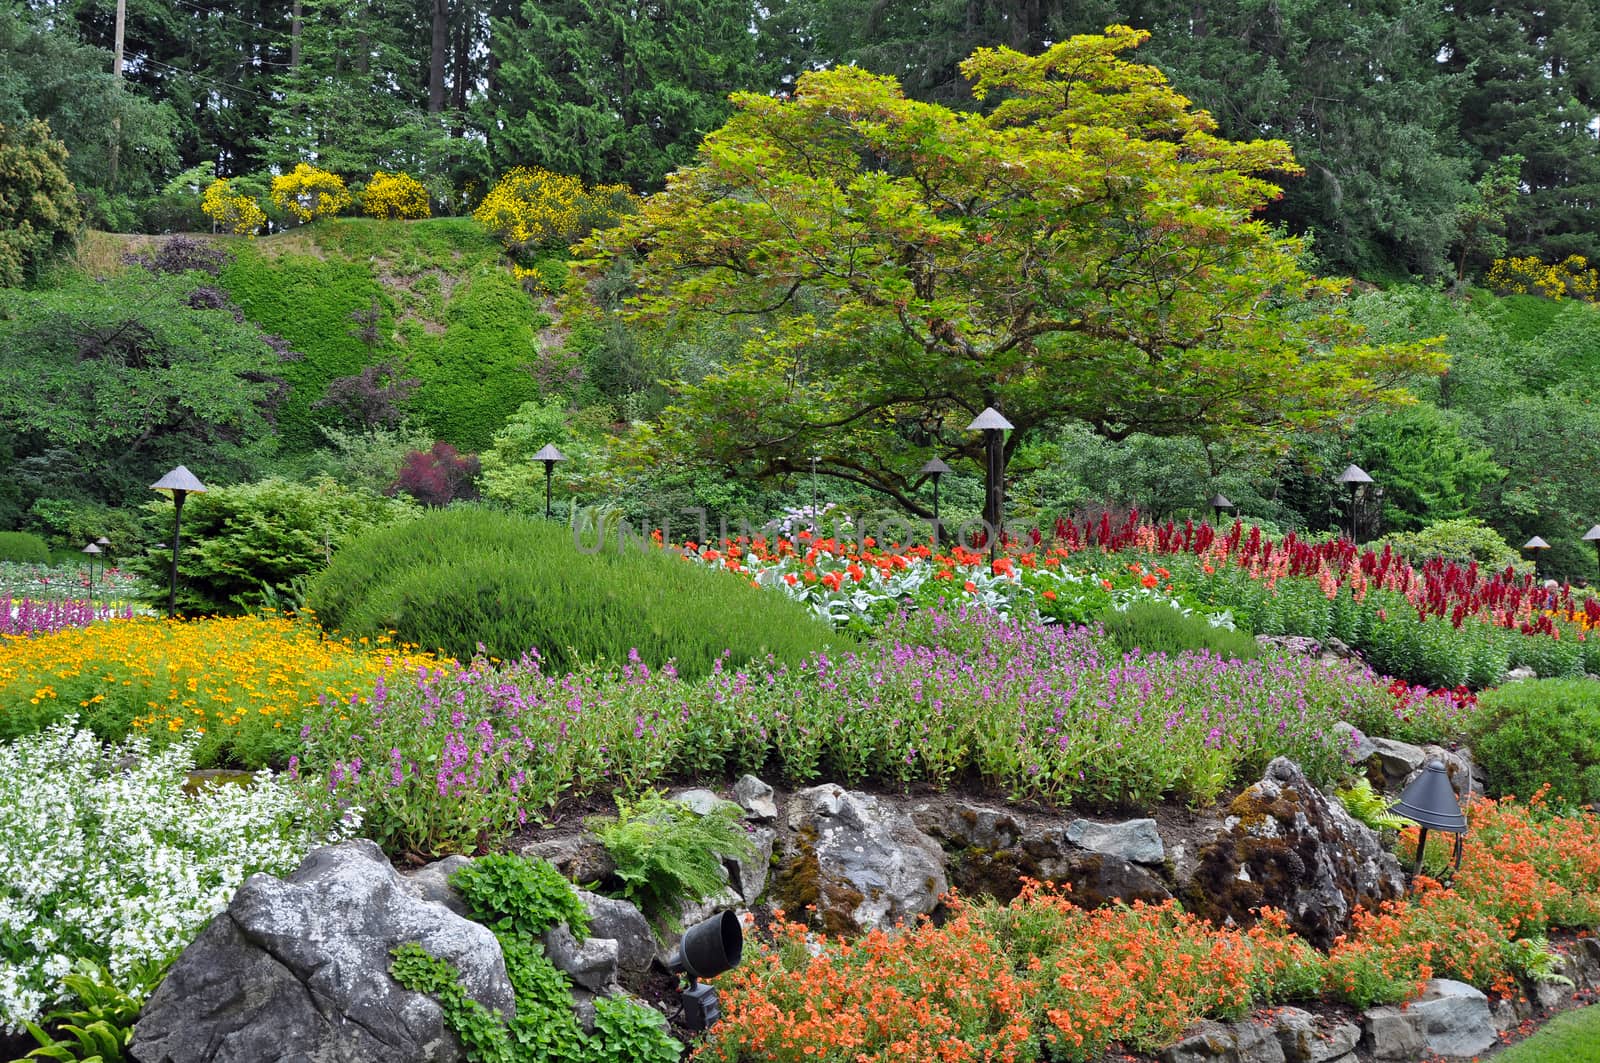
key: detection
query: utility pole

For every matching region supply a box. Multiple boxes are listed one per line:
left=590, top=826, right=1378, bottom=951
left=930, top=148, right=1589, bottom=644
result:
left=109, top=0, right=126, bottom=187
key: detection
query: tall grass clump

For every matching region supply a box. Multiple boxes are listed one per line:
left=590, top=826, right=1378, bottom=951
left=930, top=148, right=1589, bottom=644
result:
left=1097, top=599, right=1260, bottom=661
left=0, top=532, right=49, bottom=565
left=305, top=508, right=839, bottom=678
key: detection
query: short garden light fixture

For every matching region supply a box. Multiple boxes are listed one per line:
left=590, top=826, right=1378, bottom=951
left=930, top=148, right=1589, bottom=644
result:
left=81, top=542, right=101, bottom=602
left=1207, top=493, right=1234, bottom=524
left=1524, top=535, right=1551, bottom=578
left=667, top=910, right=743, bottom=1031
left=532, top=444, right=565, bottom=520
left=1336, top=464, right=1373, bottom=543
left=151, top=465, right=207, bottom=619
left=1585, top=525, right=1600, bottom=576
left=1393, top=758, right=1468, bottom=876
left=920, top=456, right=952, bottom=543
left=967, top=406, right=1014, bottom=564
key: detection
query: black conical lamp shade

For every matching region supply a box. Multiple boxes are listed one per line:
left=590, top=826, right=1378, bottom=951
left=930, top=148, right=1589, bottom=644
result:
left=1393, top=759, right=1467, bottom=832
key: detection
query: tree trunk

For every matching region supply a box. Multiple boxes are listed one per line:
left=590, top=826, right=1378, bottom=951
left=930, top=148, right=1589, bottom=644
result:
left=429, top=0, right=448, bottom=113
left=291, top=0, right=303, bottom=69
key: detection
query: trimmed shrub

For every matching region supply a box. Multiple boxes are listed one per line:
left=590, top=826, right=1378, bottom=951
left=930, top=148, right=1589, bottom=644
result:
left=1373, top=519, right=1528, bottom=575
left=124, top=477, right=415, bottom=616
left=1098, top=599, right=1259, bottom=661
left=304, top=507, right=839, bottom=678
left=0, top=531, right=49, bottom=564
left=1469, top=679, right=1600, bottom=808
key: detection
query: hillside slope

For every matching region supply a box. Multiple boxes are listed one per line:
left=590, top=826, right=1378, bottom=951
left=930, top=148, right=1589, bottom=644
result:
left=86, top=219, right=558, bottom=453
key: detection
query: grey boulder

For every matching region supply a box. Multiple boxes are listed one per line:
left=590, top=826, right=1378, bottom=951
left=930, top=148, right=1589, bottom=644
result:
left=132, top=839, right=513, bottom=1063
left=577, top=890, right=654, bottom=974
left=1409, top=978, right=1497, bottom=1058
left=777, top=784, right=947, bottom=933
left=733, top=774, right=779, bottom=821
left=1065, top=817, right=1165, bottom=866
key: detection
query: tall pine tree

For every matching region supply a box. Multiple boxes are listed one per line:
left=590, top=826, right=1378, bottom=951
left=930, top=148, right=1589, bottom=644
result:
left=484, top=0, right=777, bottom=189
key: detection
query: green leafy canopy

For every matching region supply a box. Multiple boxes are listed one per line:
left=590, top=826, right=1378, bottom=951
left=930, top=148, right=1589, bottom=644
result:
left=575, top=27, right=1446, bottom=517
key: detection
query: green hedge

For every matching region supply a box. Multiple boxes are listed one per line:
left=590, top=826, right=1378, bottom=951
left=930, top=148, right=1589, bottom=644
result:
left=0, top=531, right=49, bottom=564
left=305, top=507, right=840, bottom=677
left=220, top=248, right=390, bottom=452
left=403, top=267, right=543, bottom=451
left=1469, top=679, right=1600, bottom=808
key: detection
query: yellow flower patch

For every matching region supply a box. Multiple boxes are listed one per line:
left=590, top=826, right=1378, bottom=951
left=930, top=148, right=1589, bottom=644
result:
left=0, top=615, right=444, bottom=768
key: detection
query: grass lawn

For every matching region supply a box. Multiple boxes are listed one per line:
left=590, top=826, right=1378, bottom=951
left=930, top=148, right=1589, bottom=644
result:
left=1497, top=1005, right=1600, bottom=1062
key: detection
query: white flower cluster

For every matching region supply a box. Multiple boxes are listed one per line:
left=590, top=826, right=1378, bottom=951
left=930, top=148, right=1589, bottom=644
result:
left=0, top=724, right=359, bottom=1031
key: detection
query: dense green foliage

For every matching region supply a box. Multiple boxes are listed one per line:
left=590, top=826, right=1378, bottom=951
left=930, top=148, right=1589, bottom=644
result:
left=391, top=854, right=680, bottom=1063
left=3, top=0, right=1596, bottom=278
left=450, top=855, right=590, bottom=939
left=1470, top=680, right=1600, bottom=809
left=121, top=477, right=415, bottom=616
left=580, top=31, right=1442, bottom=528
left=0, top=269, right=289, bottom=517
left=1098, top=601, right=1260, bottom=663
left=0, top=532, right=49, bottom=565
left=589, top=789, right=755, bottom=924
left=0, top=119, right=82, bottom=286
left=304, top=508, right=839, bottom=677
left=0, top=7, right=177, bottom=229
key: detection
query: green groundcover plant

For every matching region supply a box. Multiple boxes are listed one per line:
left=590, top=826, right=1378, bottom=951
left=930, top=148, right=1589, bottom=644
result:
left=0, top=724, right=358, bottom=1031
left=390, top=854, right=679, bottom=1063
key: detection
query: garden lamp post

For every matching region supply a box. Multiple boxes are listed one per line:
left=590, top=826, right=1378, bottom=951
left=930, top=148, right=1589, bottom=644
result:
left=1584, top=525, right=1600, bottom=579
left=532, top=444, right=565, bottom=520
left=1336, top=464, right=1373, bottom=543
left=920, top=456, right=952, bottom=544
left=1207, top=493, right=1234, bottom=525
left=1524, top=535, right=1551, bottom=579
left=967, top=407, right=1015, bottom=564
left=1393, top=758, right=1468, bottom=877
left=81, top=542, right=101, bottom=603
left=150, top=465, right=208, bottom=619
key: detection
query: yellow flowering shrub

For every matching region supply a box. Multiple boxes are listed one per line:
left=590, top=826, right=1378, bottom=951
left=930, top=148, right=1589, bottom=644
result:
left=0, top=615, right=443, bottom=768
left=472, top=166, right=639, bottom=253
left=1487, top=254, right=1600, bottom=301
left=200, top=178, right=266, bottom=237
left=362, top=170, right=432, bottom=220
left=271, top=162, right=353, bottom=223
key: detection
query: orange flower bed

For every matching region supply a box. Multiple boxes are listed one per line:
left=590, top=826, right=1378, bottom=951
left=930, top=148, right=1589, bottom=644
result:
left=701, top=796, right=1600, bottom=1063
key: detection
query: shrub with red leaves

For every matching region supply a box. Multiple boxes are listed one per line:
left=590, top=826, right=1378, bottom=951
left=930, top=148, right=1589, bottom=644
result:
left=391, top=442, right=479, bottom=506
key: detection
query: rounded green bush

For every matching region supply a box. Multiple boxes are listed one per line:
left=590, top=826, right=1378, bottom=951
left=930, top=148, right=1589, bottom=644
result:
left=1469, top=679, right=1600, bottom=808
left=306, top=507, right=841, bottom=678
left=0, top=531, right=50, bottom=564
left=1097, top=599, right=1259, bottom=661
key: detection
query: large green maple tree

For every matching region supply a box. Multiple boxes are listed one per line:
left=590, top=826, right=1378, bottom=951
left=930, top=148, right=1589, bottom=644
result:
left=576, top=26, right=1444, bottom=522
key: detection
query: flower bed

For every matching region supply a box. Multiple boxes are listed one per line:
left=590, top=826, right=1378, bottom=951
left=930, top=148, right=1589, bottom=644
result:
left=1, top=597, right=134, bottom=636
left=304, top=607, right=1423, bottom=857
left=0, top=724, right=356, bottom=1031
left=0, top=561, right=145, bottom=603
left=0, top=615, right=441, bottom=768
left=679, top=518, right=1600, bottom=686
left=697, top=793, right=1600, bottom=1063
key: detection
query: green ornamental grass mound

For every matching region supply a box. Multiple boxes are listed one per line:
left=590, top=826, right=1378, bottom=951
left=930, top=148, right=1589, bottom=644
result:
left=306, top=507, right=840, bottom=678
left=1469, top=678, right=1600, bottom=808
left=0, top=531, right=49, bottom=564
left=1098, top=598, right=1260, bottom=661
